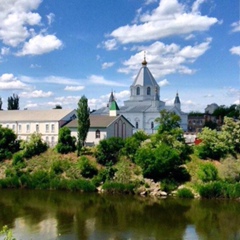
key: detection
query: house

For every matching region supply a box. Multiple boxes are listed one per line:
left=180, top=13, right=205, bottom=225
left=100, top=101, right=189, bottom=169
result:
left=66, top=101, right=134, bottom=146
left=0, top=109, right=76, bottom=146
left=92, top=58, right=188, bottom=133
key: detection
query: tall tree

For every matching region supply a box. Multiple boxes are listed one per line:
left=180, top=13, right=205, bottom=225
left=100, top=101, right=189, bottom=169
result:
left=53, top=104, right=62, bottom=109
left=77, top=95, right=90, bottom=156
left=0, top=97, right=2, bottom=110
left=7, top=94, right=19, bottom=110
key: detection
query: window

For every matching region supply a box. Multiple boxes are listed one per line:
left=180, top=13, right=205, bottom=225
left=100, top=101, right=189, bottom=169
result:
left=51, top=124, right=55, bottom=133
left=147, top=87, right=151, bottom=95
left=18, top=124, right=22, bottom=133
left=36, top=124, right=39, bottom=132
left=136, top=122, right=139, bottom=129
left=96, top=129, right=100, bottom=139
left=46, top=124, right=49, bottom=133
left=12, top=125, right=15, bottom=130
left=26, top=124, right=30, bottom=133
left=136, top=87, right=140, bottom=95
left=46, top=136, right=49, bottom=144
left=51, top=136, right=55, bottom=146
left=6, top=124, right=9, bottom=128
left=151, top=122, right=154, bottom=129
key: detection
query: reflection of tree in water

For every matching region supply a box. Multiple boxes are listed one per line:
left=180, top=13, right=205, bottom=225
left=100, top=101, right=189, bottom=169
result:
left=187, top=200, right=240, bottom=240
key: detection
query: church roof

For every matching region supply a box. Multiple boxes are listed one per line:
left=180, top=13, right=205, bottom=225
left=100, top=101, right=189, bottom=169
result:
left=174, top=93, right=180, bottom=104
left=132, top=60, right=159, bottom=87
left=110, top=100, right=120, bottom=111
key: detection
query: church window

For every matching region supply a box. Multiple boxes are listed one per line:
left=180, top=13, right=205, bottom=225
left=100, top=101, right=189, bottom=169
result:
left=151, top=122, right=154, bottom=129
left=135, top=122, right=139, bottom=129
left=136, top=87, right=140, bottom=95
left=96, top=129, right=100, bottom=138
left=147, top=87, right=151, bottom=95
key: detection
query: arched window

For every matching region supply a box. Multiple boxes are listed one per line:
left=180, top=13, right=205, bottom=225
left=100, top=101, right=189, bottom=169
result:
left=95, top=129, right=100, bottom=138
left=135, top=122, right=139, bottom=129
left=151, top=121, right=154, bottom=129
left=147, top=87, right=151, bottom=95
left=136, top=87, right=140, bottom=95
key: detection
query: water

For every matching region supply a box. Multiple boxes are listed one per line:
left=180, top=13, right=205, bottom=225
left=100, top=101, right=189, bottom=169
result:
left=0, top=189, right=240, bottom=240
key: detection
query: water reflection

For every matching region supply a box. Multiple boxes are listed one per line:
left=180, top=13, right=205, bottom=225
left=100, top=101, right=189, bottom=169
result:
left=0, top=189, right=240, bottom=240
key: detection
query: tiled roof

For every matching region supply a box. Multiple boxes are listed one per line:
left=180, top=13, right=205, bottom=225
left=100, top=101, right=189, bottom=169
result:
left=0, top=109, right=76, bottom=122
left=66, top=115, right=119, bottom=128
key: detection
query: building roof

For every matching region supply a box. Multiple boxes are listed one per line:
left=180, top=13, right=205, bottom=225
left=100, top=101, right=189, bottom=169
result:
left=131, top=61, right=159, bottom=87
left=0, top=109, right=76, bottom=122
left=67, top=115, right=134, bottom=128
left=174, top=93, right=180, bottom=104
left=110, top=100, right=120, bottom=111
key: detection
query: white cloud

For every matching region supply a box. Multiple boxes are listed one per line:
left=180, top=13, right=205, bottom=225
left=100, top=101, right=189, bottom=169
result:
left=102, top=39, right=117, bottom=50
left=231, top=20, right=240, bottom=32
left=16, top=34, right=62, bottom=56
left=64, top=86, right=85, bottom=91
left=230, top=46, right=240, bottom=56
left=102, top=62, right=115, bottom=69
left=46, top=13, right=55, bottom=25
left=54, top=96, right=80, bottom=106
left=119, top=39, right=211, bottom=78
left=88, top=75, right=128, bottom=87
left=192, top=0, right=206, bottom=13
left=203, top=94, right=214, bottom=98
left=0, top=73, right=29, bottom=90
left=44, top=76, right=81, bottom=85
left=158, top=79, right=170, bottom=87
left=144, top=0, right=158, bottom=5
left=20, top=90, right=53, bottom=98
left=104, top=0, right=217, bottom=45
left=0, top=0, right=42, bottom=47
left=30, top=63, right=41, bottom=68
left=1, top=47, right=10, bottom=55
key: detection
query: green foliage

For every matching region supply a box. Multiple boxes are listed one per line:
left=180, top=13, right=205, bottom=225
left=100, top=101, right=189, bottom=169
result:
left=77, top=95, right=90, bottom=156
left=0, top=125, right=20, bottom=161
left=197, top=163, right=218, bottom=183
left=121, top=131, right=148, bottom=162
left=0, top=225, right=16, bottom=240
left=95, top=137, right=125, bottom=165
left=115, top=159, right=132, bottom=184
left=12, top=151, right=25, bottom=166
left=7, top=93, right=19, bottom=110
left=51, top=159, right=70, bottom=175
left=160, top=179, right=178, bottom=193
left=102, top=182, right=135, bottom=194
left=21, top=133, right=48, bottom=159
left=198, top=182, right=240, bottom=199
left=92, top=166, right=116, bottom=186
left=78, top=156, right=98, bottom=178
left=177, top=188, right=194, bottom=198
left=135, top=143, right=184, bottom=182
left=56, top=126, right=76, bottom=154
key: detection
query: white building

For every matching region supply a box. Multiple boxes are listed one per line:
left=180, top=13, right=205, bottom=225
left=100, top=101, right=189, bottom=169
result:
left=93, top=58, right=188, bottom=134
left=66, top=102, right=134, bottom=146
left=0, top=109, right=76, bottom=146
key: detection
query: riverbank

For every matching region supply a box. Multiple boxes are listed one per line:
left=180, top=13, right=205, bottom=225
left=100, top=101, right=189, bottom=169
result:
left=0, top=148, right=240, bottom=199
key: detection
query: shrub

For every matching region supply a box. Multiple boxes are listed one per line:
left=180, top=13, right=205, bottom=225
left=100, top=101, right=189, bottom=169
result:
left=177, top=188, right=194, bottom=198
left=51, top=160, right=70, bottom=175
left=198, top=182, right=225, bottom=198
left=21, top=133, right=48, bottom=159
left=102, top=182, right=135, bottom=194
left=161, top=179, right=178, bottom=193
left=92, top=166, right=116, bottom=186
left=198, top=163, right=218, bottom=183
left=0, top=225, right=16, bottom=240
left=95, top=137, right=125, bottom=165
left=12, top=152, right=25, bottom=166
left=78, top=156, right=98, bottom=178
left=55, top=127, right=76, bottom=154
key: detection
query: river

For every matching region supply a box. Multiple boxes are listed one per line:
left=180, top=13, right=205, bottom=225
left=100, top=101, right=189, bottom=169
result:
left=0, top=189, right=240, bottom=240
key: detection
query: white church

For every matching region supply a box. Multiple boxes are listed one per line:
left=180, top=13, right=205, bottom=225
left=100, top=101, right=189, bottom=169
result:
left=92, top=58, right=188, bottom=134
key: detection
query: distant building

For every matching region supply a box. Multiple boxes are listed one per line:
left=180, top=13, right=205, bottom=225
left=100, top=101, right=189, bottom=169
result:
left=0, top=109, right=76, bottom=146
left=66, top=102, right=134, bottom=146
left=92, top=58, right=188, bottom=133
left=205, top=103, right=218, bottom=114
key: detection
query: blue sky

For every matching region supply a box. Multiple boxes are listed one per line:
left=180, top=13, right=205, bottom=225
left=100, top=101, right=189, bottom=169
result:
left=0, top=0, right=239, bottom=112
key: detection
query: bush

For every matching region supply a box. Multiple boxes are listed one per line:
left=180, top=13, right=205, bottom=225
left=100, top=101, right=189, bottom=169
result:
left=51, top=160, right=70, bottom=175
left=92, top=166, right=116, bottom=186
left=78, top=156, right=98, bottom=178
left=161, top=179, right=178, bottom=193
left=12, top=152, right=25, bottom=166
left=177, top=188, right=194, bottom=198
left=21, top=133, right=48, bottom=159
left=102, top=182, right=135, bottom=194
left=198, top=163, right=218, bottom=183
left=95, top=137, right=125, bottom=165
left=56, top=127, right=76, bottom=154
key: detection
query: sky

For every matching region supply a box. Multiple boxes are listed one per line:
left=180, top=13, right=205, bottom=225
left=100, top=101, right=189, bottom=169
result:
left=0, top=0, right=239, bottom=113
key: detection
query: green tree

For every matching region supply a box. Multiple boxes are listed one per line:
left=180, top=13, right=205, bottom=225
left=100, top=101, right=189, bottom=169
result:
left=7, top=94, right=19, bottom=110
left=53, top=104, right=62, bottom=109
left=95, top=137, right=125, bottom=166
left=0, top=125, right=20, bottom=161
left=21, top=133, right=48, bottom=159
left=0, top=97, right=2, bottom=110
left=56, top=127, right=76, bottom=154
left=77, top=95, right=90, bottom=156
